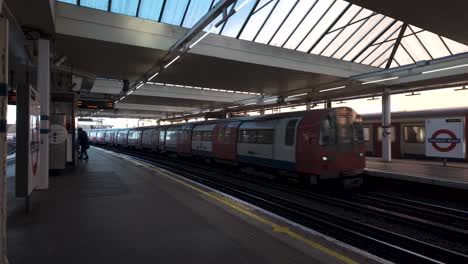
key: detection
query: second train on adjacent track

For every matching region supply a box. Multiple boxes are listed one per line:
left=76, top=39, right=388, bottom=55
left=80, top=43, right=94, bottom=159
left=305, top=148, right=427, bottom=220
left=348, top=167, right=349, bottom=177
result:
left=89, top=107, right=366, bottom=187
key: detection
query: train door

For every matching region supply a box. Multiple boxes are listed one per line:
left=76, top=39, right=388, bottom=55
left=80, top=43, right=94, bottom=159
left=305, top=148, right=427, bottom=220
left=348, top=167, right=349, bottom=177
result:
left=362, top=125, right=374, bottom=156
left=158, top=128, right=167, bottom=152
left=273, top=118, right=301, bottom=168
left=400, top=123, right=425, bottom=158
left=375, top=123, right=401, bottom=158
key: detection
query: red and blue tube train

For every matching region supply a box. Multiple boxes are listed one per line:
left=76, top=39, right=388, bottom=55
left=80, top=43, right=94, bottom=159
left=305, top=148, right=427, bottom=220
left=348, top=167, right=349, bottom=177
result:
left=88, top=107, right=366, bottom=186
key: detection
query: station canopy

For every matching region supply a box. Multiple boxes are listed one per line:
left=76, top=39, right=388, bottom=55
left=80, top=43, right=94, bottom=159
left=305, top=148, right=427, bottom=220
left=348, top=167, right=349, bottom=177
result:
left=58, top=0, right=468, bottom=69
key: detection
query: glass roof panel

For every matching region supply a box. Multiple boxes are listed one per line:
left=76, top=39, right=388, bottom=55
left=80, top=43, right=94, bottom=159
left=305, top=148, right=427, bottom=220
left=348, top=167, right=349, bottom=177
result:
left=254, top=0, right=297, bottom=44
left=111, top=0, right=139, bottom=16
left=220, top=0, right=257, bottom=38
left=239, top=0, right=278, bottom=41
left=182, top=0, right=213, bottom=28
left=371, top=46, right=393, bottom=67
left=310, top=31, right=340, bottom=55
left=394, top=44, right=415, bottom=66
left=350, top=8, right=373, bottom=22
left=58, top=0, right=77, bottom=4
left=329, top=5, right=362, bottom=32
left=390, top=60, right=399, bottom=68
left=80, top=0, right=109, bottom=11
left=401, top=34, right=431, bottom=62
left=62, top=0, right=468, bottom=69
left=442, top=37, right=468, bottom=54
left=335, top=14, right=386, bottom=60
left=361, top=40, right=394, bottom=65
left=161, top=0, right=190, bottom=26
left=374, top=21, right=403, bottom=44
left=321, top=18, right=366, bottom=57
left=297, top=0, right=349, bottom=53
left=138, top=0, right=164, bottom=21
left=269, top=0, right=318, bottom=47
left=416, top=31, right=451, bottom=58
left=283, top=0, right=336, bottom=50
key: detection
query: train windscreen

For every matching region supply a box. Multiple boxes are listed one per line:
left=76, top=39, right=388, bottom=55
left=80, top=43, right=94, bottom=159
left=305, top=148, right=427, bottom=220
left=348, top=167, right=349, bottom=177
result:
left=320, top=108, right=364, bottom=147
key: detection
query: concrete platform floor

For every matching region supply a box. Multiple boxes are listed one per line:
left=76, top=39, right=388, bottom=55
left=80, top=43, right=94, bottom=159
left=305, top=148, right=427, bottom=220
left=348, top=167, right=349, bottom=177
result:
left=366, top=157, right=468, bottom=190
left=6, top=147, right=381, bottom=264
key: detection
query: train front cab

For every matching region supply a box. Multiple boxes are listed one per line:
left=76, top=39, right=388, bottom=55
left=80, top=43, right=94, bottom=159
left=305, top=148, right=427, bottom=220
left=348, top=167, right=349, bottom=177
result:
left=296, top=108, right=365, bottom=186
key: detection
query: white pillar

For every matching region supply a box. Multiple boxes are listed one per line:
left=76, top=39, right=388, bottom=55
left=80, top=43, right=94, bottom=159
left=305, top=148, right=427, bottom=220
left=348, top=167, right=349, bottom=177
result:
left=382, top=88, right=392, bottom=162
left=0, top=13, right=9, bottom=264
left=38, top=38, right=49, bottom=189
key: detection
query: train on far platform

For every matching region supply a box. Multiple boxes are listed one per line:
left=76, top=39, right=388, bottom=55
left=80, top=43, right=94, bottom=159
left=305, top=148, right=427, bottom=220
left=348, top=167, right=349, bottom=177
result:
left=88, top=107, right=366, bottom=187
left=361, top=107, right=468, bottom=162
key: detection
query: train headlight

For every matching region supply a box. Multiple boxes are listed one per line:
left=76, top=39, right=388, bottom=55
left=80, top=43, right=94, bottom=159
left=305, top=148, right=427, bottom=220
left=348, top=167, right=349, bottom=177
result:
left=359, top=152, right=364, bottom=157
left=322, top=156, right=328, bottom=161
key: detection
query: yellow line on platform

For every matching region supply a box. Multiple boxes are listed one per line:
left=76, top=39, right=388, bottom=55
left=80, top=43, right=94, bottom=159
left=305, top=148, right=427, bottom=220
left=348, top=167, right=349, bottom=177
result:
left=96, top=148, right=359, bottom=264
left=145, top=165, right=359, bottom=264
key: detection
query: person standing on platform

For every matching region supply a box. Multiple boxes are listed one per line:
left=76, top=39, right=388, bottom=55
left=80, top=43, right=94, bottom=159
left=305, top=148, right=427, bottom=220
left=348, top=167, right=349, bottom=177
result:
left=77, top=128, right=90, bottom=160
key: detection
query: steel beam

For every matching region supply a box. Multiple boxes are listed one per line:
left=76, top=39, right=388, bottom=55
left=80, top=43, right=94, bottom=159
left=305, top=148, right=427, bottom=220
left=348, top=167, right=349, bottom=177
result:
left=385, top=23, right=407, bottom=69
left=169, top=0, right=236, bottom=53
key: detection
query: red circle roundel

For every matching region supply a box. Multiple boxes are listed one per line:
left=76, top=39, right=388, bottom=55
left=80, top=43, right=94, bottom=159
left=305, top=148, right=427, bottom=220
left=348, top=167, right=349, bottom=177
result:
left=430, top=129, right=458, bottom=152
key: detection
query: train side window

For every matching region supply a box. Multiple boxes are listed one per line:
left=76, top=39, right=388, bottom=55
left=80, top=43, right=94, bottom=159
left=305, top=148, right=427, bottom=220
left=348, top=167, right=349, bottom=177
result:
left=257, top=130, right=274, bottom=144
left=285, top=120, right=298, bottom=146
left=377, top=127, right=396, bottom=142
left=240, top=130, right=257, bottom=143
left=192, top=131, right=201, bottom=141
left=363, top=127, right=370, bottom=142
left=202, top=131, right=213, bottom=142
left=403, top=126, right=425, bottom=143
left=224, top=128, right=231, bottom=144
left=218, top=128, right=225, bottom=142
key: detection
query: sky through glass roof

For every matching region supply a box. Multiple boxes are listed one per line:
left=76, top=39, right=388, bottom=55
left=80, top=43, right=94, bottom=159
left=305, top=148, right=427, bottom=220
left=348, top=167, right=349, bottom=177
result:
left=58, top=0, right=468, bottom=69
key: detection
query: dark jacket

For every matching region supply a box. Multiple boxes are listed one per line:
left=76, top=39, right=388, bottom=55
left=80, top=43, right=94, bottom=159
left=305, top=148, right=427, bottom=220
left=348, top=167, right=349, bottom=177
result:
left=78, top=130, right=89, bottom=149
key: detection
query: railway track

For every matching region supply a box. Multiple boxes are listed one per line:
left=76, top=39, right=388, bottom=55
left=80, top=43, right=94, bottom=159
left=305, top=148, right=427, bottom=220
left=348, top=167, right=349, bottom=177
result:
left=100, top=146, right=468, bottom=263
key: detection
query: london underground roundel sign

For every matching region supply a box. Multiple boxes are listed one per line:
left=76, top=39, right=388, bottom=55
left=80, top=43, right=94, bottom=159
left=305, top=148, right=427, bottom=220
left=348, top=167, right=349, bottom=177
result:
left=425, top=118, right=465, bottom=159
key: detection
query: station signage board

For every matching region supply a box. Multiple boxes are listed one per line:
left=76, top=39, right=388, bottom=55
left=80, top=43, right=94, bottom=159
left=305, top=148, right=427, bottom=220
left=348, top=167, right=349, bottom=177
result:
left=425, top=118, right=465, bottom=159
left=16, top=86, right=42, bottom=197
left=77, top=100, right=114, bottom=110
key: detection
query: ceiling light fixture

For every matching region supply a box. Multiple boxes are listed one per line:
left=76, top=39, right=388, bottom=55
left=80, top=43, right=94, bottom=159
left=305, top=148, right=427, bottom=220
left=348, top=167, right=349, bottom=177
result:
left=164, top=56, right=181, bottom=69
left=263, top=98, right=277, bottom=103
left=228, top=105, right=238, bottom=109
left=148, top=72, right=159, bottom=81
left=189, top=27, right=216, bottom=49
left=287, top=93, right=308, bottom=98
left=362, top=76, right=398, bottom=85
left=319, top=86, right=346, bottom=92
left=422, top=63, right=468, bottom=75
left=244, top=102, right=256, bottom=106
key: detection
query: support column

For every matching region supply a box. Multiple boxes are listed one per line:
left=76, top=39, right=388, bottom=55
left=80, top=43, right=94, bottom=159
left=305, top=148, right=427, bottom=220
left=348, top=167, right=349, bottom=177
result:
left=38, top=38, right=50, bottom=189
left=0, top=12, right=9, bottom=264
left=324, top=100, right=332, bottom=109
left=382, top=88, right=392, bottom=162
left=306, top=99, right=311, bottom=111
